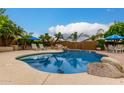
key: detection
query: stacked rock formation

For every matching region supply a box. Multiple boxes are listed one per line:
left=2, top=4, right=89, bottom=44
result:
left=88, top=57, right=124, bottom=78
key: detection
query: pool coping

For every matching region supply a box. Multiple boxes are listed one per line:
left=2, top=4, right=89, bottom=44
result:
left=16, top=49, right=108, bottom=59
left=16, top=50, right=64, bottom=59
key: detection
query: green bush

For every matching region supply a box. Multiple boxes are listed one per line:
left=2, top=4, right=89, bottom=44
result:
left=97, top=39, right=105, bottom=50
left=104, top=22, right=124, bottom=37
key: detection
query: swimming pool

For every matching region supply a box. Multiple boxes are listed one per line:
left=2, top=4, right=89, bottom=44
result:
left=17, top=50, right=105, bottom=74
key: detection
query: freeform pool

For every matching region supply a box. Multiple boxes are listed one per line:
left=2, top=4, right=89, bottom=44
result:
left=17, top=50, right=105, bottom=74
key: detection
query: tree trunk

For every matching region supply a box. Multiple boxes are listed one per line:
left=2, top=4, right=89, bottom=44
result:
left=24, top=41, right=27, bottom=49
left=10, top=38, right=16, bottom=46
left=5, top=38, right=8, bottom=46
left=54, top=38, right=59, bottom=45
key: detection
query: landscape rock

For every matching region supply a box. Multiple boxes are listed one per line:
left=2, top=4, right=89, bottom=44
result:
left=88, top=62, right=124, bottom=78
left=101, top=57, right=124, bottom=73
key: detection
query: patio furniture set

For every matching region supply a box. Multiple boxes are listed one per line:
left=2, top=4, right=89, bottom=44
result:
left=106, top=45, right=124, bottom=53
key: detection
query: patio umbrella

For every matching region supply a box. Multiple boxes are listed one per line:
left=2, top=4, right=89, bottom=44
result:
left=29, top=37, right=40, bottom=40
left=105, top=35, right=124, bottom=46
left=105, top=35, right=124, bottom=40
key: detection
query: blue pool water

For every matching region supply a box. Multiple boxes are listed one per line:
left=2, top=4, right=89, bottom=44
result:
left=17, top=50, right=105, bottom=74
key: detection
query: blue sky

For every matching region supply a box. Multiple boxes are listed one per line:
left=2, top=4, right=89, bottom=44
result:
left=6, top=8, right=124, bottom=36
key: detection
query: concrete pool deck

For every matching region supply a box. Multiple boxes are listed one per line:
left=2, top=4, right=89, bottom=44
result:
left=0, top=50, right=124, bottom=85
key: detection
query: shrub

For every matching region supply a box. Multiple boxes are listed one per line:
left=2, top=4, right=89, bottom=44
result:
left=97, top=39, right=105, bottom=50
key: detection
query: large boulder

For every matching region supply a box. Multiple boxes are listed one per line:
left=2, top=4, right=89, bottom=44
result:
left=101, top=57, right=124, bottom=73
left=88, top=62, right=124, bottom=78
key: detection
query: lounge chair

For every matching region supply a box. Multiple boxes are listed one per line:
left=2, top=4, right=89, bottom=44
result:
left=31, top=44, right=38, bottom=50
left=39, top=44, right=45, bottom=50
left=104, top=45, right=109, bottom=51
left=108, top=45, right=115, bottom=53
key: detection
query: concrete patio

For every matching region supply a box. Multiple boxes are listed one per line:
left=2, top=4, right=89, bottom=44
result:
left=0, top=50, right=124, bottom=85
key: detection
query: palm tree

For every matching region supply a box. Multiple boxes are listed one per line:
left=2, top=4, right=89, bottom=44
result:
left=90, top=28, right=104, bottom=41
left=9, top=25, right=25, bottom=45
left=54, top=32, right=63, bottom=44
left=96, top=28, right=104, bottom=38
left=68, top=32, right=78, bottom=41
left=0, top=9, right=24, bottom=46
left=78, top=33, right=90, bottom=39
left=68, top=32, right=89, bottom=41
left=90, top=35, right=96, bottom=41
left=18, top=32, right=33, bottom=49
left=39, top=33, right=52, bottom=46
left=0, top=16, right=24, bottom=46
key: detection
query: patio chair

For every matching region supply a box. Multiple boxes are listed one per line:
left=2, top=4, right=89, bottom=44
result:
left=104, top=45, right=109, bottom=51
left=115, top=45, right=124, bottom=53
left=122, top=45, right=124, bottom=52
left=108, top=45, right=115, bottom=53
left=39, top=44, right=45, bottom=50
left=31, top=44, right=38, bottom=50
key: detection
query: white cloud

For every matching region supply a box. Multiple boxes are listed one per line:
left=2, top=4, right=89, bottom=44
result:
left=49, top=22, right=110, bottom=35
left=48, top=22, right=110, bottom=41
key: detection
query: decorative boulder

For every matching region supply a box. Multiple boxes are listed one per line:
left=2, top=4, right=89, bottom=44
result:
left=101, top=57, right=124, bottom=73
left=88, top=62, right=124, bottom=78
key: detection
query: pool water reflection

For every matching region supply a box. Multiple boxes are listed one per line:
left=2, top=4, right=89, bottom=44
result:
left=18, top=50, right=105, bottom=74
